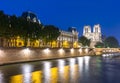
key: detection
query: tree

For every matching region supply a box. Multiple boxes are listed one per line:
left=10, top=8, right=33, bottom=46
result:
left=0, top=11, right=10, bottom=38
left=42, top=25, right=60, bottom=45
left=95, top=42, right=104, bottom=48
left=104, top=36, right=119, bottom=48
left=17, top=17, right=43, bottom=46
left=0, top=12, right=23, bottom=39
left=78, top=36, right=91, bottom=47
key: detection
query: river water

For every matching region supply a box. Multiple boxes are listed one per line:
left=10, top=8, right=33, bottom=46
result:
left=0, top=54, right=120, bottom=83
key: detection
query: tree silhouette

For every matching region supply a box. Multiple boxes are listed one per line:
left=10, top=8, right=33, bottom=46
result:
left=42, top=25, right=60, bottom=46
left=95, top=42, right=104, bottom=48
left=104, top=36, right=119, bottom=48
left=78, top=36, right=91, bottom=47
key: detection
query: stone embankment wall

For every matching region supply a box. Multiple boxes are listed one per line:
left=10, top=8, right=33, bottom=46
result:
left=0, top=48, right=95, bottom=65
left=0, top=48, right=119, bottom=65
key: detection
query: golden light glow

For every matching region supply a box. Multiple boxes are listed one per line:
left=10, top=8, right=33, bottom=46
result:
left=51, top=67, right=58, bottom=83
left=32, top=71, right=42, bottom=83
left=9, top=36, right=42, bottom=47
left=58, top=48, right=65, bottom=56
left=73, top=41, right=78, bottom=48
left=51, top=41, right=57, bottom=48
left=70, top=48, right=74, bottom=54
left=6, top=34, right=79, bottom=48
left=31, top=40, right=40, bottom=47
left=43, top=48, right=51, bottom=55
left=78, top=48, right=82, bottom=54
left=10, top=75, right=23, bottom=83
left=16, top=37, right=24, bottom=47
left=63, top=41, right=69, bottom=48
left=85, top=48, right=88, bottom=54
left=22, top=48, right=31, bottom=57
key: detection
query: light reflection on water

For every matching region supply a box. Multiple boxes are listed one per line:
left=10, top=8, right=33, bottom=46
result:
left=1, top=56, right=89, bottom=83
left=77, top=57, right=83, bottom=72
left=77, top=57, right=84, bottom=79
left=0, top=71, right=4, bottom=83
left=43, top=61, right=51, bottom=83
left=84, top=56, right=90, bottom=71
left=1, top=55, right=120, bottom=83
left=69, top=58, right=77, bottom=83
left=22, top=64, right=33, bottom=83
left=58, top=59, right=65, bottom=83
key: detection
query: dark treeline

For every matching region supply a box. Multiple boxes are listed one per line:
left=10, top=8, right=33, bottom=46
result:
left=95, top=36, right=119, bottom=48
left=0, top=11, right=60, bottom=46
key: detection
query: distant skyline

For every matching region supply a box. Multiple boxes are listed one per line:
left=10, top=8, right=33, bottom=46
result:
left=0, top=0, right=120, bottom=42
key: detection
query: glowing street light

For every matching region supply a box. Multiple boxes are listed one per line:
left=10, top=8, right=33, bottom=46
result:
left=58, top=48, right=65, bottom=56
left=70, top=48, right=74, bottom=54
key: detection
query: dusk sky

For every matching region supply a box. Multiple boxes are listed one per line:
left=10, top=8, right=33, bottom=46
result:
left=0, top=0, right=120, bottom=42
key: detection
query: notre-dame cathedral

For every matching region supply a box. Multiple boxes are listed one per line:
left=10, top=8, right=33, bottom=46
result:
left=83, top=24, right=102, bottom=47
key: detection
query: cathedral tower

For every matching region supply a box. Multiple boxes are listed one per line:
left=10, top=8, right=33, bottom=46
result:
left=93, top=24, right=102, bottom=42
left=93, top=24, right=101, bottom=33
left=83, top=25, right=91, bottom=37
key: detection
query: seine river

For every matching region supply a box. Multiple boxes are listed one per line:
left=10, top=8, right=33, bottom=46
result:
left=0, top=54, right=120, bottom=83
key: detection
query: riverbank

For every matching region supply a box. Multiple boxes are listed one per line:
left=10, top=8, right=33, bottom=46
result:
left=0, top=47, right=119, bottom=65
left=0, top=47, right=94, bottom=65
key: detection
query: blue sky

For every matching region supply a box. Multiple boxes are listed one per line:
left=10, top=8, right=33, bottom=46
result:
left=0, top=0, right=120, bottom=42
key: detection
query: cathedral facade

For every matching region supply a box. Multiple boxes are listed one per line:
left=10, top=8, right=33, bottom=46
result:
left=83, top=24, right=102, bottom=47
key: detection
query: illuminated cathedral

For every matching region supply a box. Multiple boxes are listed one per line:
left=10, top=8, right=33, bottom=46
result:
left=83, top=24, right=102, bottom=47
